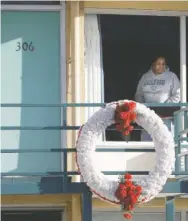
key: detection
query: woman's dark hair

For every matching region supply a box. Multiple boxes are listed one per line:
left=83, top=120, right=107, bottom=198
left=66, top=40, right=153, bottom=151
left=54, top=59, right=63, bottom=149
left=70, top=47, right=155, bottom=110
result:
left=152, top=56, right=167, bottom=66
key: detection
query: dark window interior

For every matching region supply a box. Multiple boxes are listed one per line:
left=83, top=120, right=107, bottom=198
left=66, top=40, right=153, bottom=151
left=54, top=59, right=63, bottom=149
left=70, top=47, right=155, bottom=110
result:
left=100, top=15, right=180, bottom=102
left=1, top=1, right=60, bottom=5
left=2, top=210, right=62, bottom=221
left=100, top=15, right=180, bottom=141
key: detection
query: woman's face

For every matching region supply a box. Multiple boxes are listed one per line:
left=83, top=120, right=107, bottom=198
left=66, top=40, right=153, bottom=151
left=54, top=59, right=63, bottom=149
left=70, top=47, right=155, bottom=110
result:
left=152, top=58, right=166, bottom=74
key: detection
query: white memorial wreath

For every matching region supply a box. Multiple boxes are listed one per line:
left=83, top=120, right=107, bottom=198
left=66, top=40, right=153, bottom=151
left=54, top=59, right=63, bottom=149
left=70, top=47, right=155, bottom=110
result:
left=76, top=100, right=175, bottom=219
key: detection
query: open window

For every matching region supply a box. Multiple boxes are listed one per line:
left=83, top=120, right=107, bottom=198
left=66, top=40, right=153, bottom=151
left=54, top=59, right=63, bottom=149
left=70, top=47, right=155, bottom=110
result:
left=84, top=12, right=187, bottom=142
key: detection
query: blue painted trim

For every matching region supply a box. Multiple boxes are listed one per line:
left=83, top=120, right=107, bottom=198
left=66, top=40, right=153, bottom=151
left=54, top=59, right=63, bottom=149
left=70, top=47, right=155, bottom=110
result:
left=175, top=140, right=181, bottom=173
left=1, top=148, right=77, bottom=153
left=1, top=148, right=155, bottom=153
left=2, top=171, right=188, bottom=177
left=1, top=126, right=80, bottom=130
left=185, top=155, right=188, bottom=172
left=2, top=179, right=92, bottom=195
left=174, top=107, right=188, bottom=115
left=1, top=179, right=187, bottom=195
left=1, top=171, right=78, bottom=176
left=184, top=110, right=188, bottom=128
left=179, top=137, right=188, bottom=142
left=2, top=183, right=41, bottom=195
left=165, top=197, right=175, bottom=221
left=162, top=180, right=181, bottom=193
left=180, top=180, right=188, bottom=193
left=82, top=189, right=92, bottom=221
left=1, top=103, right=187, bottom=107
left=1, top=103, right=105, bottom=107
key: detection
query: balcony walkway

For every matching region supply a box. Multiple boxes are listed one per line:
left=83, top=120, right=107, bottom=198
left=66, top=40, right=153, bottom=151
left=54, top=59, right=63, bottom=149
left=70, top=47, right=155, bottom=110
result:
left=1, top=103, right=188, bottom=221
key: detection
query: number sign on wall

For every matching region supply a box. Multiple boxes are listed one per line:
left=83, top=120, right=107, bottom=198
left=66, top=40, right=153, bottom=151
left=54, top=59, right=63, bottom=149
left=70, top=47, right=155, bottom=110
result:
left=16, top=41, right=34, bottom=51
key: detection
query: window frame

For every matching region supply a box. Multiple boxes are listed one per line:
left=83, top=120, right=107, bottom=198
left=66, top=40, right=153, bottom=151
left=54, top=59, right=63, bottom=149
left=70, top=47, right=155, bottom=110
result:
left=84, top=8, right=187, bottom=144
left=85, top=8, right=187, bottom=104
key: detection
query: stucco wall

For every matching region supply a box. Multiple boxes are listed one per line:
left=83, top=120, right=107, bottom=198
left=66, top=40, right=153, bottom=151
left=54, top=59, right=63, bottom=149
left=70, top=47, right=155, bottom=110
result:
left=84, top=1, right=188, bottom=11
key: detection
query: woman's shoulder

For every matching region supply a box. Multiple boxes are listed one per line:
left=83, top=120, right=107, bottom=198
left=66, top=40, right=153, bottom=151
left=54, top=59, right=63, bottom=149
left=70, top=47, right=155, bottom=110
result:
left=164, top=71, right=177, bottom=78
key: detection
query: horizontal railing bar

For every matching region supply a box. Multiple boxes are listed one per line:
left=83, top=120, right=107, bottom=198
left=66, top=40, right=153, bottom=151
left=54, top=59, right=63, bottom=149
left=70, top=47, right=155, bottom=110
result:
left=179, top=129, right=188, bottom=135
left=0, top=126, right=145, bottom=131
left=178, top=151, right=188, bottom=157
left=178, top=137, right=188, bottom=142
left=3, top=126, right=186, bottom=133
left=102, top=171, right=188, bottom=176
left=1, top=103, right=187, bottom=108
left=175, top=143, right=188, bottom=148
left=1, top=126, right=186, bottom=133
left=174, top=107, right=188, bottom=115
left=0, top=148, right=75, bottom=153
left=1, top=171, right=187, bottom=177
left=1, top=103, right=105, bottom=107
left=0, top=126, right=80, bottom=131
left=1, top=148, right=155, bottom=153
left=1, top=172, right=78, bottom=177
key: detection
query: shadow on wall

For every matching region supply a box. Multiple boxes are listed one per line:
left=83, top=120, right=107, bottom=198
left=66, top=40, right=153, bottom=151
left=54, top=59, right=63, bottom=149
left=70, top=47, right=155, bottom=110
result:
left=95, top=151, right=156, bottom=183
left=126, top=152, right=156, bottom=171
left=1, top=11, right=62, bottom=176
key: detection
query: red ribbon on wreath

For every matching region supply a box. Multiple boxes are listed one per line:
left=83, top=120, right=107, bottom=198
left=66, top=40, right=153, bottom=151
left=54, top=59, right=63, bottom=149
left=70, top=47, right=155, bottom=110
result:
left=115, top=101, right=136, bottom=136
left=115, top=173, right=142, bottom=219
left=114, top=102, right=143, bottom=219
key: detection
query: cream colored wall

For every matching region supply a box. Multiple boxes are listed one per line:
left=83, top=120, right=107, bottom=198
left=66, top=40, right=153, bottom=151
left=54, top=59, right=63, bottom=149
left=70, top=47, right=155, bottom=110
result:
left=66, top=1, right=85, bottom=177
left=66, top=0, right=188, bottom=188
left=84, top=1, right=188, bottom=11
left=2, top=195, right=188, bottom=212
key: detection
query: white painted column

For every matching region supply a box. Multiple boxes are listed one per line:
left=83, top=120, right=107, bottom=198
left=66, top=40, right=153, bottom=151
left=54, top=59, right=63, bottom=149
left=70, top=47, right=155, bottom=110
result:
left=180, top=16, right=187, bottom=171
left=70, top=1, right=84, bottom=182
left=180, top=16, right=187, bottom=103
left=71, top=1, right=81, bottom=115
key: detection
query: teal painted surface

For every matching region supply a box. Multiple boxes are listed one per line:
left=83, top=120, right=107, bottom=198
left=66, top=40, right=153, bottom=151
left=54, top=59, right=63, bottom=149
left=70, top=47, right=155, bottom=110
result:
left=166, top=197, right=175, bottom=221
left=185, top=110, right=188, bottom=129
left=1, top=12, right=61, bottom=173
left=0, top=178, right=184, bottom=195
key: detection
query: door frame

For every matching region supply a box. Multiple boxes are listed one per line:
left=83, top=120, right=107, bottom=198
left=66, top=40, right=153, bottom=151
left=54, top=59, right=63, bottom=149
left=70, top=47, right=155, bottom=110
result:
left=1, top=3, right=66, bottom=172
left=85, top=8, right=187, bottom=104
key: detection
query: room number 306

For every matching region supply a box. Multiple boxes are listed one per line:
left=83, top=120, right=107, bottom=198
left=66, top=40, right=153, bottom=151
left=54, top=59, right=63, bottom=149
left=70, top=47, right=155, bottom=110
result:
left=16, top=42, right=34, bottom=51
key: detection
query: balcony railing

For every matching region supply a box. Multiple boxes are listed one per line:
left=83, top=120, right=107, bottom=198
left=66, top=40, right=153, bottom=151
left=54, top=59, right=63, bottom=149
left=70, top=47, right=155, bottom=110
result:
left=1, top=103, right=188, bottom=187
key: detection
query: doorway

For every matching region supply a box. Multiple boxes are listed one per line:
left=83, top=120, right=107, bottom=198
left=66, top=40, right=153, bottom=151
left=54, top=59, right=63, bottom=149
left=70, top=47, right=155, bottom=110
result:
left=1, top=11, right=62, bottom=173
left=100, top=14, right=180, bottom=141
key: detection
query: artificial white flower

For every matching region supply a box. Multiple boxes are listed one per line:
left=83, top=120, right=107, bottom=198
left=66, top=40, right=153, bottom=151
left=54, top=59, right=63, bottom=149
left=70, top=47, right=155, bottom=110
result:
left=76, top=101, right=175, bottom=203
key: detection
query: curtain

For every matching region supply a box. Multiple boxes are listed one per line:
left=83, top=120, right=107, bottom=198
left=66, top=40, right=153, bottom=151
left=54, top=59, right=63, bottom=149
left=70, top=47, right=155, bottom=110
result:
left=84, top=14, right=104, bottom=121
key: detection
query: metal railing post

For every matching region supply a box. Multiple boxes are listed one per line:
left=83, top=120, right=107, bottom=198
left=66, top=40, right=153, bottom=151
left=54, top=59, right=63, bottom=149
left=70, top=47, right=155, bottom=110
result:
left=82, top=188, right=92, bottom=221
left=175, top=139, right=181, bottom=173
left=174, top=113, right=181, bottom=173
left=174, top=113, right=179, bottom=143
left=165, top=196, right=175, bottom=221
left=63, top=106, right=68, bottom=191
left=185, top=155, right=188, bottom=172
left=184, top=110, right=188, bottom=129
